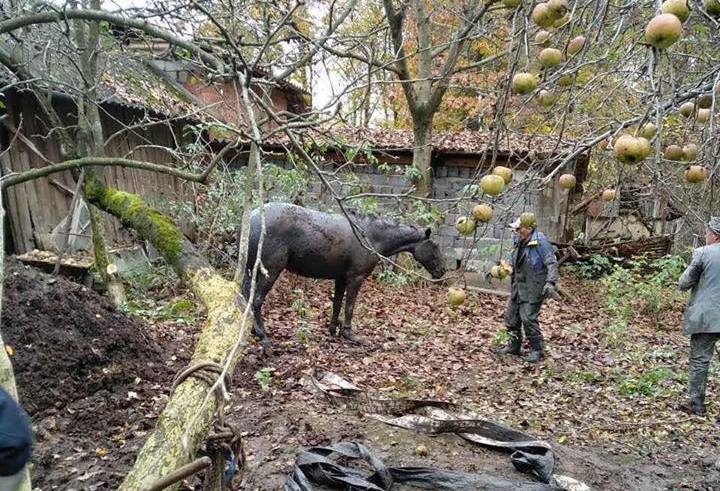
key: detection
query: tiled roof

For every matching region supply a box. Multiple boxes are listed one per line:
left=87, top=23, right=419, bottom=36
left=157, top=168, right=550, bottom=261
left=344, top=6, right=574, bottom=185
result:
left=0, top=26, right=201, bottom=118
left=264, top=126, right=588, bottom=158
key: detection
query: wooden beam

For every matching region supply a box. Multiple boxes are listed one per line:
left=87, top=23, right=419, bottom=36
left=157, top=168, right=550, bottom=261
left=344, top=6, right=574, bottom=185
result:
left=0, top=118, right=48, bottom=164
left=49, top=178, right=76, bottom=197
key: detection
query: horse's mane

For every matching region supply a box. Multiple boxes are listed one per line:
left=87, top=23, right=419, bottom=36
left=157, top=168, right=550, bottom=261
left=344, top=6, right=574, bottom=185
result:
left=345, top=209, right=415, bottom=230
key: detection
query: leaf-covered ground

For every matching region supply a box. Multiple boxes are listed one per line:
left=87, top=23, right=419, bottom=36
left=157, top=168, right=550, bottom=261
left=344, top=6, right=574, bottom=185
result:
left=11, top=259, right=720, bottom=489
left=230, top=271, right=720, bottom=490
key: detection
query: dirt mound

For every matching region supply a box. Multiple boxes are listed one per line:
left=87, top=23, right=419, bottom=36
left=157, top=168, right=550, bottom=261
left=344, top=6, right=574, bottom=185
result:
left=2, top=258, right=161, bottom=415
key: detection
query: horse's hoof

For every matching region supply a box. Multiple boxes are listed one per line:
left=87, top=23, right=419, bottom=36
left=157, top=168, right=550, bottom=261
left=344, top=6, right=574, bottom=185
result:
left=340, top=329, right=363, bottom=345
left=328, top=324, right=339, bottom=337
left=258, top=337, right=272, bottom=354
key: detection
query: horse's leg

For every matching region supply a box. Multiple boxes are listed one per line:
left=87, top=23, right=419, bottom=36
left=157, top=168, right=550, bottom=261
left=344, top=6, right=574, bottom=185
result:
left=329, top=278, right=346, bottom=337
left=341, top=276, right=364, bottom=344
left=251, top=267, right=282, bottom=346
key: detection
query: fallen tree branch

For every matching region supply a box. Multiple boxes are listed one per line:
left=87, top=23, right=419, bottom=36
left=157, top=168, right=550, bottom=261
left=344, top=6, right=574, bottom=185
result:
left=81, top=174, right=253, bottom=489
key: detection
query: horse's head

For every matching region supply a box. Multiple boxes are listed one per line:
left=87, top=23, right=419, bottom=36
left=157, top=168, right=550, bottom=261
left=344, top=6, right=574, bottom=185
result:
left=411, top=228, right=446, bottom=280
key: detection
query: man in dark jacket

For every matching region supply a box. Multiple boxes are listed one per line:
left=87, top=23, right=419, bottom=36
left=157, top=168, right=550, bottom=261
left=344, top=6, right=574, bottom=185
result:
left=678, top=216, right=720, bottom=416
left=0, top=387, right=32, bottom=489
left=497, top=213, right=559, bottom=363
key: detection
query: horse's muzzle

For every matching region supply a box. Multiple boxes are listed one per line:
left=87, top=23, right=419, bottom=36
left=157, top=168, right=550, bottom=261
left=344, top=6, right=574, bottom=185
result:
left=431, top=269, right=446, bottom=280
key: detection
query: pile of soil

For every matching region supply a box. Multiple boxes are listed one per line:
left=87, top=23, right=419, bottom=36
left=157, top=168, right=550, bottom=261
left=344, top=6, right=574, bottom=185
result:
left=1, top=258, right=193, bottom=488
left=2, top=258, right=161, bottom=414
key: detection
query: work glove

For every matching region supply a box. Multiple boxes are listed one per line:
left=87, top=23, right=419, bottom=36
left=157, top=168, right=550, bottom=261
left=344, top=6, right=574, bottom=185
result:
left=542, top=283, right=559, bottom=300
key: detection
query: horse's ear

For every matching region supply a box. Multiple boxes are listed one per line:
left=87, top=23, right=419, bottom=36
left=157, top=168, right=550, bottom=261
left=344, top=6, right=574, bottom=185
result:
left=425, top=228, right=431, bottom=239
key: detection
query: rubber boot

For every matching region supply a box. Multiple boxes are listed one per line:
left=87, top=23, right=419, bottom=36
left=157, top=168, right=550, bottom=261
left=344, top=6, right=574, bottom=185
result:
left=525, top=337, right=544, bottom=363
left=498, top=335, right=521, bottom=355
left=680, top=397, right=707, bottom=416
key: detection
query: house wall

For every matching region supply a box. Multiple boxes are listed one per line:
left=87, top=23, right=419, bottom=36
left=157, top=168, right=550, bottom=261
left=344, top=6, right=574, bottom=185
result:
left=182, top=76, right=289, bottom=127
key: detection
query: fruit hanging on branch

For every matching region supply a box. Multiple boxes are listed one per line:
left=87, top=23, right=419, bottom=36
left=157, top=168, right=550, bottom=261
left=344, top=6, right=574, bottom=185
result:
left=456, top=216, right=476, bottom=236
left=448, top=287, right=466, bottom=307
left=697, top=108, right=711, bottom=123
left=537, top=89, right=558, bottom=107
left=662, top=0, right=690, bottom=22
left=679, top=101, right=695, bottom=118
left=684, top=165, right=709, bottom=184
left=566, top=36, right=586, bottom=56
left=532, top=3, right=556, bottom=28
left=639, top=123, right=657, bottom=139
left=705, top=0, right=720, bottom=17
left=492, top=166, right=513, bottom=184
left=490, top=265, right=510, bottom=280
left=559, top=174, right=577, bottom=189
left=535, top=30, right=552, bottom=46
left=683, top=143, right=699, bottom=161
left=601, top=189, right=617, bottom=202
left=512, top=73, right=538, bottom=94
left=481, top=174, right=506, bottom=196
left=664, top=144, right=684, bottom=161
left=519, top=212, right=537, bottom=228
left=539, top=48, right=563, bottom=68
left=473, top=204, right=493, bottom=222
left=645, top=14, right=683, bottom=49
left=613, top=135, right=648, bottom=164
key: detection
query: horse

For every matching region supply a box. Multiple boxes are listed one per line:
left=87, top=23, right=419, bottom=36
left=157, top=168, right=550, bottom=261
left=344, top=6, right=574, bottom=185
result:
left=241, top=202, right=446, bottom=345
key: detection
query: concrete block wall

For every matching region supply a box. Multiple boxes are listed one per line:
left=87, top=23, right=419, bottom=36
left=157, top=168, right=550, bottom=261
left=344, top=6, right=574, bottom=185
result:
left=264, top=158, right=571, bottom=273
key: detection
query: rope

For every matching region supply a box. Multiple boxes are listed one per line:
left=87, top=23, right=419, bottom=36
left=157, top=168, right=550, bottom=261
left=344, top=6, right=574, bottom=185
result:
left=146, top=362, right=245, bottom=490
left=171, top=361, right=229, bottom=392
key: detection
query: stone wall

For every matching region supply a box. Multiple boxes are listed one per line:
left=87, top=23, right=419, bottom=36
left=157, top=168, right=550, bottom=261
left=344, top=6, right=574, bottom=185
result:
left=263, top=156, right=577, bottom=278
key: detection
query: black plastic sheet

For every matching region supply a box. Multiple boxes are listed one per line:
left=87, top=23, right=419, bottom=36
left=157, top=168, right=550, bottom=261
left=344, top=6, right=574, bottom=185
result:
left=310, top=371, right=556, bottom=483
left=285, top=441, right=560, bottom=491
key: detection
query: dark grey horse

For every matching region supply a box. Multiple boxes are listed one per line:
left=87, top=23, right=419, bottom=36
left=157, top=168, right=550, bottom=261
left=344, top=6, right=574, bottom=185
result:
left=241, top=202, right=446, bottom=345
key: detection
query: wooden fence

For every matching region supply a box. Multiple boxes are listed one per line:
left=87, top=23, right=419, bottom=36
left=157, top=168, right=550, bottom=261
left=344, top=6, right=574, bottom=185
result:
left=1, top=90, right=194, bottom=254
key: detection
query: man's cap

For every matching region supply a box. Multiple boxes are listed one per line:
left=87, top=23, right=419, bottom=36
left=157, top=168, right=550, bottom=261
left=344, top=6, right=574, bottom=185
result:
left=509, top=212, right=537, bottom=230
left=709, top=216, right=720, bottom=235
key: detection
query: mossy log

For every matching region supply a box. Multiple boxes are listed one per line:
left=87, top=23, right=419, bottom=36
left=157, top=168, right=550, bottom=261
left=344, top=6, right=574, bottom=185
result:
left=83, top=176, right=252, bottom=489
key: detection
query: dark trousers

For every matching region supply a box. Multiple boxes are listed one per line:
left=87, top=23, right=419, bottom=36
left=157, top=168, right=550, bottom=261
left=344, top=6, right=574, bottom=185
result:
left=688, top=333, right=720, bottom=402
left=505, top=298, right=544, bottom=348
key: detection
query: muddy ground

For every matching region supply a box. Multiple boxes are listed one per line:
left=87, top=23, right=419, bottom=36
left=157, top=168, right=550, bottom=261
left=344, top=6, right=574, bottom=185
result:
left=2, top=260, right=719, bottom=489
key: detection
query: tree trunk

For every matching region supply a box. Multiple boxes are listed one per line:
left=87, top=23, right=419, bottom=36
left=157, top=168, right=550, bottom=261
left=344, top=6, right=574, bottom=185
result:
left=412, top=120, right=434, bottom=198
left=234, top=141, right=258, bottom=283
left=88, top=203, right=126, bottom=305
left=76, top=5, right=126, bottom=307
left=82, top=176, right=253, bottom=489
